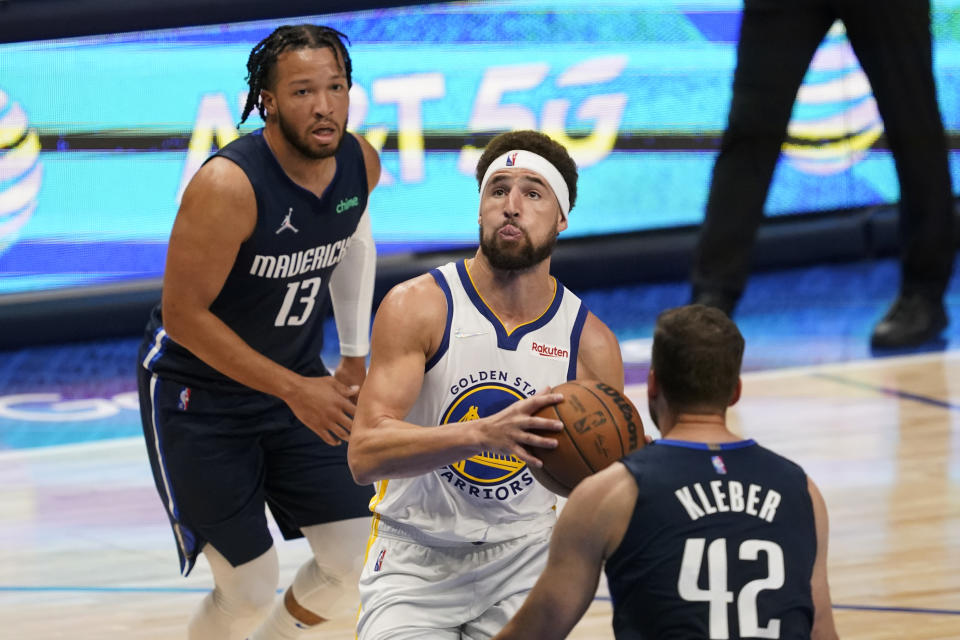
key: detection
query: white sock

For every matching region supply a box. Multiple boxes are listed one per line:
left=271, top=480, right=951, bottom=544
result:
left=249, top=517, right=371, bottom=639
left=187, top=544, right=279, bottom=640
left=248, top=597, right=314, bottom=640
left=188, top=589, right=266, bottom=640
left=248, top=561, right=339, bottom=640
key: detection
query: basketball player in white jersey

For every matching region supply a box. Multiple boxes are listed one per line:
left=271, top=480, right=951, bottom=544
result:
left=347, top=130, right=624, bottom=639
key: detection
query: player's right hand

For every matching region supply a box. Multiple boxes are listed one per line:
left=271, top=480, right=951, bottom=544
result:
left=284, top=375, right=360, bottom=446
left=474, top=390, right=564, bottom=468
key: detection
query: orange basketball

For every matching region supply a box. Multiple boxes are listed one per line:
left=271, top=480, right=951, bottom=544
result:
left=530, top=379, right=644, bottom=496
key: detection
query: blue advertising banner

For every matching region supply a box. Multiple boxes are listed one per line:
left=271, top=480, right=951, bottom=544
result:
left=1, top=0, right=959, bottom=295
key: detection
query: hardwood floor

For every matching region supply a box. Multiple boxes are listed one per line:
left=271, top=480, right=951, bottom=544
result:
left=2, top=352, right=958, bottom=638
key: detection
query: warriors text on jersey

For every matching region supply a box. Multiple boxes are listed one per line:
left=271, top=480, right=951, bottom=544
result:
left=605, top=440, right=817, bottom=640
left=369, top=260, right=590, bottom=544
left=139, top=129, right=369, bottom=392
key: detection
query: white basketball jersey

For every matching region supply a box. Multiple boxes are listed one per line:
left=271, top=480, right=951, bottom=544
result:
left=369, top=260, right=590, bottom=544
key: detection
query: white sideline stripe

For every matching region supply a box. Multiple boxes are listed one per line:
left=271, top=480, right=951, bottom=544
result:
left=736, top=349, right=959, bottom=381
left=625, top=350, right=959, bottom=400
left=0, top=436, right=142, bottom=460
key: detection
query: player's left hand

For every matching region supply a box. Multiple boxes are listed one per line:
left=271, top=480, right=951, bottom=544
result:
left=334, top=356, right=367, bottom=399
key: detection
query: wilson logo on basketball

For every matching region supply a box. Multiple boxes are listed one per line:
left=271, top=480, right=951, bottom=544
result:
left=596, top=382, right=640, bottom=451
left=530, top=341, right=568, bottom=358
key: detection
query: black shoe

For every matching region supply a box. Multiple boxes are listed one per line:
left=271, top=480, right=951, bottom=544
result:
left=870, top=294, right=948, bottom=349
left=691, top=291, right=737, bottom=316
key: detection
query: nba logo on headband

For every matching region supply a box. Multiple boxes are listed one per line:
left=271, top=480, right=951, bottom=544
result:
left=480, top=149, right=571, bottom=221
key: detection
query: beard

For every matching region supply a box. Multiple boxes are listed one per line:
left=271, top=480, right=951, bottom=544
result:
left=479, top=221, right=557, bottom=271
left=276, top=108, right=345, bottom=160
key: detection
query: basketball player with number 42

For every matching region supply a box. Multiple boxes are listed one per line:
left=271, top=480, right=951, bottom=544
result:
left=494, top=305, right=839, bottom=640
left=347, top=130, right=629, bottom=640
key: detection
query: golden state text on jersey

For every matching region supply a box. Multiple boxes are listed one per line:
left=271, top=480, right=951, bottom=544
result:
left=438, top=377, right=537, bottom=502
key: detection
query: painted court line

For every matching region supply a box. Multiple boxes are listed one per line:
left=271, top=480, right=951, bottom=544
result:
left=0, top=585, right=210, bottom=594
left=0, top=436, right=142, bottom=461
left=831, top=604, right=960, bottom=616
left=811, top=372, right=960, bottom=411
left=2, top=349, right=959, bottom=461
left=591, top=595, right=960, bottom=616
left=736, top=349, right=960, bottom=382
left=623, top=349, right=960, bottom=403
left=3, top=585, right=958, bottom=617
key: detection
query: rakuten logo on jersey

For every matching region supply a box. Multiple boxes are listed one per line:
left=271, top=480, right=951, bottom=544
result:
left=530, top=341, right=569, bottom=359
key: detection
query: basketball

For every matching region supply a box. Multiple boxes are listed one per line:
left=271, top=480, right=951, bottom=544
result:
left=529, top=379, right=644, bottom=496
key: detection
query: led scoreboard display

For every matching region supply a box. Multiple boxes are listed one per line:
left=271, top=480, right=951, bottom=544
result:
left=1, top=0, right=959, bottom=296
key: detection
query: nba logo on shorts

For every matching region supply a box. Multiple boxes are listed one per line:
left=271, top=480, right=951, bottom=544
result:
left=711, top=455, right=727, bottom=475
left=374, top=548, right=386, bottom=572
left=178, top=387, right=191, bottom=411
left=505, top=152, right=518, bottom=167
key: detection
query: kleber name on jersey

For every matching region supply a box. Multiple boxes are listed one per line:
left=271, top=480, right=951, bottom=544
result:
left=675, top=480, right=782, bottom=523
left=249, top=235, right=353, bottom=279
left=439, top=375, right=539, bottom=502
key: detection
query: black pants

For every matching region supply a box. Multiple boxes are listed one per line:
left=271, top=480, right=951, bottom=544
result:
left=692, top=0, right=954, bottom=301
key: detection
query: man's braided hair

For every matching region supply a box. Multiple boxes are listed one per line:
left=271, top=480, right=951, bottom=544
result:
left=239, top=24, right=352, bottom=125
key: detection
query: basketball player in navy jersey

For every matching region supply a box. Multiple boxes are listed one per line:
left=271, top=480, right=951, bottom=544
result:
left=346, top=130, right=624, bottom=639
left=136, top=25, right=379, bottom=640
left=493, top=304, right=839, bottom=640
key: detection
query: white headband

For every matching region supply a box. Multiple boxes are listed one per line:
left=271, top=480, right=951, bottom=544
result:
left=479, top=149, right=571, bottom=221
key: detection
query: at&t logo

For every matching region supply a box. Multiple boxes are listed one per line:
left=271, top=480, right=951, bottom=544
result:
left=0, top=88, right=42, bottom=256
left=783, top=21, right=883, bottom=175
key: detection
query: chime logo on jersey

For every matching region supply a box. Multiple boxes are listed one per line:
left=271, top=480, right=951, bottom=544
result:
left=440, top=381, right=535, bottom=500
left=336, top=195, right=360, bottom=213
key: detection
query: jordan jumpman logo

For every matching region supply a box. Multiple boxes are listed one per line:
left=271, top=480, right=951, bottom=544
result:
left=275, top=208, right=299, bottom=234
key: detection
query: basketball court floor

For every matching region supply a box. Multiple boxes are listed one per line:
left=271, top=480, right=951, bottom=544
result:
left=1, top=256, right=959, bottom=639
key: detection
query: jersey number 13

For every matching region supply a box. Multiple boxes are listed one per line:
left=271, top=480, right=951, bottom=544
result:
left=275, top=277, right=322, bottom=327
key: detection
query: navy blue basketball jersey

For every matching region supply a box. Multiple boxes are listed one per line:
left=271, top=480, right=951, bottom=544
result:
left=141, top=129, right=369, bottom=392
left=604, top=440, right=816, bottom=640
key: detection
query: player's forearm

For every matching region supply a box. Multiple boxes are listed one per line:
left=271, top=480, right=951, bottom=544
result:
left=163, top=305, right=300, bottom=399
left=811, top=619, right=840, bottom=640
left=811, top=591, right=839, bottom=640
left=329, top=208, right=376, bottom=357
left=348, top=417, right=480, bottom=484
left=493, top=607, right=559, bottom=640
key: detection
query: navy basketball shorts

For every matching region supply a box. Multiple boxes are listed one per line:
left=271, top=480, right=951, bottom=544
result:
left=137, top=366, right=374, bottom=576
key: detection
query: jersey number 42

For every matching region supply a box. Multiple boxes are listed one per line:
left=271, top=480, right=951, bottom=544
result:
left=678, top=537, right=785, bottom=639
